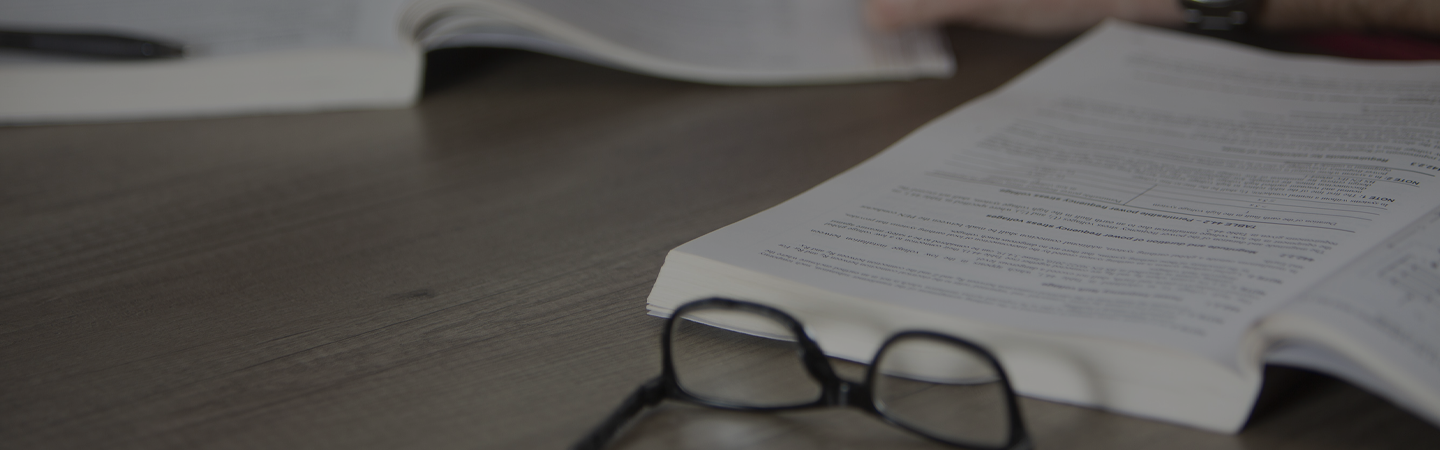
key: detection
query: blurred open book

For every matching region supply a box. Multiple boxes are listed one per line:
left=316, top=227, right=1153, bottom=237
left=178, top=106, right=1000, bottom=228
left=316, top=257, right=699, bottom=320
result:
left=0, top=0, right=952, bottom=123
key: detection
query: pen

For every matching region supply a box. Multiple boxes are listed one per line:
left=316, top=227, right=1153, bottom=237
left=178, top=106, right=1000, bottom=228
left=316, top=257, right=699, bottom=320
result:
left=0, top=29, right=184, bottom=59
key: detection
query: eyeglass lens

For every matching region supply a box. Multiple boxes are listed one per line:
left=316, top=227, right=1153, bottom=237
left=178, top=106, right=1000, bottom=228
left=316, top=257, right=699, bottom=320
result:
left=670, top=308, right=822, bottom=407
left=873, top=335, right=1011, bottom=447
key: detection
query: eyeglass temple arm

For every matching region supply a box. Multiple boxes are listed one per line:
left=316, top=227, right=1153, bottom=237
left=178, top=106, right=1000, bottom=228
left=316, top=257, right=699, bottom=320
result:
left=572, top=376, right=667, bottom=450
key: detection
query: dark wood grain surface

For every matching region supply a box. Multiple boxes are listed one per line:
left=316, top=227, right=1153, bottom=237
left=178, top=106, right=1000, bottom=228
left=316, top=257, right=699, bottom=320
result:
left=4, top=28, right=1438, bottom=450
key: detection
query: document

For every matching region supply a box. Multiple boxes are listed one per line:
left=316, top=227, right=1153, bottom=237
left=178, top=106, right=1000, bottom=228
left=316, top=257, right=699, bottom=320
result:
left=3, top=0, right=950, bottom=121
left=668, top=20, right=1440, bottom=364
left=648, top=21, right=1440, bottom=431
left=1267, top=206, right=1440, bottom=425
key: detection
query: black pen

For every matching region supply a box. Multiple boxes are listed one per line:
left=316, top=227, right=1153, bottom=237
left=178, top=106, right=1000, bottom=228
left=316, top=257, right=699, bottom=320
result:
left=0, top=29, right=184, bottom=59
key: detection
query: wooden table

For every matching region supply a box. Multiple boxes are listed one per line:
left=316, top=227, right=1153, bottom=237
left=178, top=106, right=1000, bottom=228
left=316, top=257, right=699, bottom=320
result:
left=5, top=28, right=1438, bottom=450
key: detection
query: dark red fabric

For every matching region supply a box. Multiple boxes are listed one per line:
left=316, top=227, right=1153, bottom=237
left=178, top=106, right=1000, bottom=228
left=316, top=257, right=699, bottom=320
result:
left=1300, top=32, right=1440, bottom=60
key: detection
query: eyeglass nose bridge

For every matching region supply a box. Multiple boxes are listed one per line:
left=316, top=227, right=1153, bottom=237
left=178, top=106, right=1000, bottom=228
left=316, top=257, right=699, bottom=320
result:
left=830, top=378, right=876, bottom=410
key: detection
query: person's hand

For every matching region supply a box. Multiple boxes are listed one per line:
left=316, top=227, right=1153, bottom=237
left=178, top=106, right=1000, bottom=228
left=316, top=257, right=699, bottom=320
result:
left=865, top=0, right=1184, bottom=36
left=866, top=0, right=1440, bottom=36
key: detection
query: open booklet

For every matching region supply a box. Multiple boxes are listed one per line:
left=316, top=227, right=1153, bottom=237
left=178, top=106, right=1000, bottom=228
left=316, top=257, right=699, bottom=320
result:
left=648, top=21, right=1440, bottom=433
left=0, top=0, right=951, bottom=123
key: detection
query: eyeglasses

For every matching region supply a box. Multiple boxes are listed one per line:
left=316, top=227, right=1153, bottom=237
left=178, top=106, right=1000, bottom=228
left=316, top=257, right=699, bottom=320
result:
left=573, top=298, right=1031, bottom=450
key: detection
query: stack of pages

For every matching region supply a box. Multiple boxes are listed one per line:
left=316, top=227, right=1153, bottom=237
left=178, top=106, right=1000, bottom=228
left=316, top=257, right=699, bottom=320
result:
left=649, top=21, right=1440, bottom=433
left=0, top=0, right=951, bottom=122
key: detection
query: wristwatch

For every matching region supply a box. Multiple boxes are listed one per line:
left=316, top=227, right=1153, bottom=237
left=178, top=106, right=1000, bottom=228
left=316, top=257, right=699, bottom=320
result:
left=1179, top=0, right=1261, bottom=31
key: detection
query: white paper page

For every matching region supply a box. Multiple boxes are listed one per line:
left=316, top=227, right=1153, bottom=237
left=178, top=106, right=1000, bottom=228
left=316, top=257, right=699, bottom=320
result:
left=1267, top=207, right=1440, bottom=424
left=408, top=0, right=953, bottom=84
left=1, top=0, right=410, bottom=60
left=0, top=0, right=418, bottom=122
left=673, top=21, right=1440, bottom=364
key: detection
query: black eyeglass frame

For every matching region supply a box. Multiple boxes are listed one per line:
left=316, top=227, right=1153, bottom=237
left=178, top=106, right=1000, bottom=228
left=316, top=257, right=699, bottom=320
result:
left=573, top=297, right=1032, bottom=450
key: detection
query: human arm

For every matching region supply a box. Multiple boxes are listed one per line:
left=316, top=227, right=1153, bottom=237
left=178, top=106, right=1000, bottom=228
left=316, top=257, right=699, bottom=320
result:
left=866, top=0, right=1440, bottom=36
